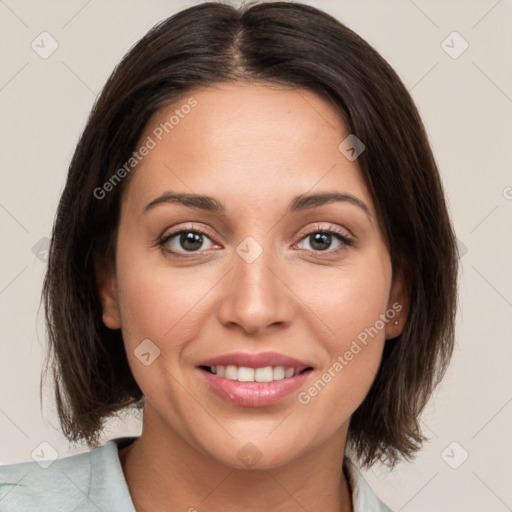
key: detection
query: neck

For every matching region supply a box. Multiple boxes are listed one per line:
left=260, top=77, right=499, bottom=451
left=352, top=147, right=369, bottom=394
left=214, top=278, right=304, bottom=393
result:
left=119, top=404, right=354, bottom=512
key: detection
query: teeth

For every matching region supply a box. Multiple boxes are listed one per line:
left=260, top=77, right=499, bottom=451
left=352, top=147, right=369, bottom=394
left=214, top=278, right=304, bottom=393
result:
left=208, top=365, right=300, bottom=382
left=238, top=367, right=255, bottom=382
left=273, top=366, right=285, bottom=380
left=285, top=367, right=294, bottom=378
left=255, top=366, right=273, bottom=382
left=225, top=365, right=238, bottom=380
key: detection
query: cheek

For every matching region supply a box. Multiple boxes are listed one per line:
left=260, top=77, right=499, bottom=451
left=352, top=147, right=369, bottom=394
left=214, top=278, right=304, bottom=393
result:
left=297, top=251, right=392, bottom=407
left=114, top=244, right=218, bottom=353
left=302, top=247, right=392, bottom=343
left=329, top=272, right=390, bottom=341
left=114, top=251, right=219, bottom=405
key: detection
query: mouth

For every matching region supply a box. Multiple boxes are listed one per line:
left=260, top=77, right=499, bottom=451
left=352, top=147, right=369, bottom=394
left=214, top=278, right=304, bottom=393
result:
left=196, top=352, right=314, bottom=407
left=199, top=364, right=313, bottom=382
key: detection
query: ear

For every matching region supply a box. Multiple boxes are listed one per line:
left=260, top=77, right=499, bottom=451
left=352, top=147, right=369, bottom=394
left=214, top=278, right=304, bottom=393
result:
left=385, top=268, right=410, bottom=340
left=95, top=260, right=121, bottom=329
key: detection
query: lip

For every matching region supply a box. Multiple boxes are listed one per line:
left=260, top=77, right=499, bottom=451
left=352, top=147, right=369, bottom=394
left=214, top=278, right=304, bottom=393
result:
left=198, top=368, right=313, bottom=407
left=197, top=351, right=314, bottom=372
left=196, top=351, right=315, bottom=407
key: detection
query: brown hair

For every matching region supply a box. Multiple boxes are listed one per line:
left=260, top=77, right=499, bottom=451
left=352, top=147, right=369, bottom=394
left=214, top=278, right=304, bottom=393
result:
left=41, top=0, right=458, bottom=468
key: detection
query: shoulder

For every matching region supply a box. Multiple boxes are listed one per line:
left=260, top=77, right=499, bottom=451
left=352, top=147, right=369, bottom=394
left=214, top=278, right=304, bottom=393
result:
left=0, top=437, right=137, bottom=512
left=343, top=457, right=394, bottom=512
left=0, top=448, right=93, bottom=511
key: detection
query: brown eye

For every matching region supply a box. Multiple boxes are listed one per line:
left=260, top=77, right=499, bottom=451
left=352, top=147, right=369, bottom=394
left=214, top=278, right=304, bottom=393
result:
left=306, top=232, right=336, bottom=251
left=296, top=226, right=355, bottom=255
left=159, top=228, right=217, bottom=256
left=176, top=231, right=205, bottom=251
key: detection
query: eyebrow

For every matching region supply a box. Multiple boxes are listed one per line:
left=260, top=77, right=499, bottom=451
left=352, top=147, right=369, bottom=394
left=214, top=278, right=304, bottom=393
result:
left=142, top=191, right=371, bottom=220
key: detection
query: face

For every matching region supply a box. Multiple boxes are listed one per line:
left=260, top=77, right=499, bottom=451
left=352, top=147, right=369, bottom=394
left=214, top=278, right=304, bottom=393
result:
left=98, top=82, right=408, bottom=469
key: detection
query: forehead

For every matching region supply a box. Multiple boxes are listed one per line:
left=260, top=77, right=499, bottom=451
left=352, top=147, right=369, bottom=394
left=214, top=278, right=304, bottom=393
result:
left=121, top=82, right=374, bottom=218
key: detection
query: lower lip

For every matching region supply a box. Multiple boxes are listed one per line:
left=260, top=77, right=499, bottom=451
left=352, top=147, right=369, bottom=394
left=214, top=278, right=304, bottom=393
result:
left=198, top=368, right=312, bottom=407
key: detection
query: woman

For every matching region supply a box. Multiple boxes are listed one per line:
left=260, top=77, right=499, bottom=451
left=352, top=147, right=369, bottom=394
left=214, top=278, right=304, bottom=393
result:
left=0, top=1, right=458, bottom=511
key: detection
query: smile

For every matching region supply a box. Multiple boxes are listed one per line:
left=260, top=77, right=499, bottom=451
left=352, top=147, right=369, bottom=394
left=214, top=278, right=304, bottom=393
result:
left=196, top=351, right=314, bottom=407
left=202, top=365, right=308, bottom=382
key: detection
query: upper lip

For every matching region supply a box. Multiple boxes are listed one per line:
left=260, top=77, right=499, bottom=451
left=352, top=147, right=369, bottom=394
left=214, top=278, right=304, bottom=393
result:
left=198, top=351, right=314, bottom=372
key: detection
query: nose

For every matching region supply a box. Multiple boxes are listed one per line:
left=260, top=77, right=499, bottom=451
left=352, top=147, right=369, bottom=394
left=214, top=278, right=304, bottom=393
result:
left=217, top=246, right=295, bottom=336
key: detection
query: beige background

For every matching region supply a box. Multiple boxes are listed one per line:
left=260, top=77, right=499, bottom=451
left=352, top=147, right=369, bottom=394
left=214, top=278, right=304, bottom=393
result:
left=1, top=0, right=511, bottom=510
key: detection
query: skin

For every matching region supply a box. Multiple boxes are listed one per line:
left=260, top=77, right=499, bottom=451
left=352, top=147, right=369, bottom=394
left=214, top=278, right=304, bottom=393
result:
left=97, top=82, right=409, bottom=512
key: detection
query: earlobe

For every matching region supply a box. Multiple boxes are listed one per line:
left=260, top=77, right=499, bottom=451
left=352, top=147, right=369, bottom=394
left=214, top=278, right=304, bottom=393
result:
left=385, top=269, right=410, bottom=340
left=95, top=261, right=121, bottom=329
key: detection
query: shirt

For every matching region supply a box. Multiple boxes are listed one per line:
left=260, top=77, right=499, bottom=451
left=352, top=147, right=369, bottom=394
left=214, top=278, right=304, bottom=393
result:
left=0, top=436, right=393, bottom=511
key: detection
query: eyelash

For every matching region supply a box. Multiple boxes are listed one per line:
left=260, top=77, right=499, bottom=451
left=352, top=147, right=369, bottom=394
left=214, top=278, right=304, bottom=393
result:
left=157, top=223, right=356, bottom=259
